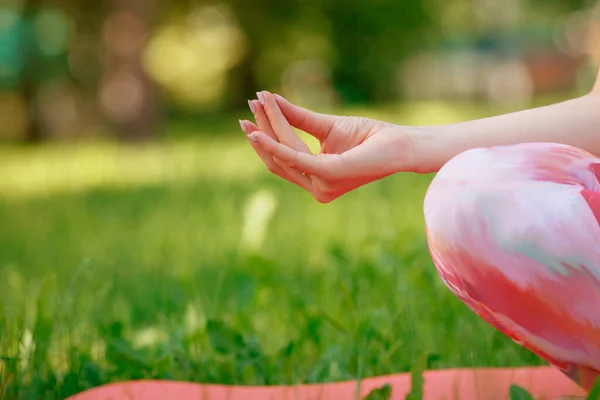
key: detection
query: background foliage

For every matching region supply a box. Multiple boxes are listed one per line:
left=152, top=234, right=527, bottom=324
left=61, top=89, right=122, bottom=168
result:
left=1, top=1, right=599, bottom=399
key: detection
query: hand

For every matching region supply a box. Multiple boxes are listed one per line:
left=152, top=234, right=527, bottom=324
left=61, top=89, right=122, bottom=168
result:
left=239, top=91, right=415, bottom=203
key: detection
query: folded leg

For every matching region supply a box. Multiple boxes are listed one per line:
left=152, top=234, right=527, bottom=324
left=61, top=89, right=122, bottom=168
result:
left=424, top=142, right=600, bottom=391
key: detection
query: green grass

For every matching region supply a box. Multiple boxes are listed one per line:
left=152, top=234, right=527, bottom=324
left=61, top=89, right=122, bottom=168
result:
left=0, top=101, right=553, bottom=399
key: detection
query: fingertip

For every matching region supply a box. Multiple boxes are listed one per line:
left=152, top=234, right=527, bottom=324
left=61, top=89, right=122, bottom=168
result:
left=256, top=91, right=265, bottom=105
left=252, top=99, right=264, bottom=113
left=264, top=91, right=277, bottom=104
left=248, top=130, right=267, bottom=143
left=260, top=91, right=285, bottom=121
left=248, top=100, right=256, bottom=114
left=240, top=119, right=259, bottom=134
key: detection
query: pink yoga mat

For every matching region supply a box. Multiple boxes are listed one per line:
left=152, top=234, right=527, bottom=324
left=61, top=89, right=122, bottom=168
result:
left=67, top=366, right=586, bottom=400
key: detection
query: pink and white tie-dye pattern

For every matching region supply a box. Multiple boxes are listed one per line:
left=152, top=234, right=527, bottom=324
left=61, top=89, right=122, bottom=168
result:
left=424, top=142, right=600, bottom=390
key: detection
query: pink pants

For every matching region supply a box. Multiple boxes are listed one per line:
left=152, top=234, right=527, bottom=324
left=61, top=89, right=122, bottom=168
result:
left=423, top=142, right=600, bottom=391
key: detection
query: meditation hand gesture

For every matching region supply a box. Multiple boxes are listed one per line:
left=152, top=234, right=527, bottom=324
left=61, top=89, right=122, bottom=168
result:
left=235, top=66, right=600, bottom=395
left=239, top=91, right=415, bottom=203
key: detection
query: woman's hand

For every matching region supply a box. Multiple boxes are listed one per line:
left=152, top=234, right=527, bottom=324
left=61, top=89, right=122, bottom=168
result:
left=239, top=91, right=416, bottom=203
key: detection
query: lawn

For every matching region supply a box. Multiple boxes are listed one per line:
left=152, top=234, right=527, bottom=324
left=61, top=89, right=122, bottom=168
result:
left=0, top=100, right=553, bottom=399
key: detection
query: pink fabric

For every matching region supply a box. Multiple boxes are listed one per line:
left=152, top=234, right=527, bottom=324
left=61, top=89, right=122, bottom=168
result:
left=424, top=143, right=600, bottom=390
left=67, top=366, right=585, bottom=400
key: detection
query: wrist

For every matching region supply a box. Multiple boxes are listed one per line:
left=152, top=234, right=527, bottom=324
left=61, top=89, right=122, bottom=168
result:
left=400, top=125, right=446, bottom=174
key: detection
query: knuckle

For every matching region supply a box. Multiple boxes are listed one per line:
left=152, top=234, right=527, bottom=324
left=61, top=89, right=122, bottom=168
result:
left=313, top=192, right=333, bottom=204
left=359, top=116, right=375, bottom=125
left=266, top=164, right=279, bottom=174
left=273, top=158, right=286, bottom=169
left=287, top=154, right=298, bottom=169
left=274, top=157, right=291, bottom=170
left=315, top=166, right=335, bottom=183
left=316, top=157, right=336, bottom=177
left=319, top=169, right=334, bottom=181
left=320, top=185, right=337, bottom=197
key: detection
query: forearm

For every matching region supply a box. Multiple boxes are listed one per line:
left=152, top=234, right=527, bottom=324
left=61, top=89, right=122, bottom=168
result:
left=409, top=92, right=600, bottom=174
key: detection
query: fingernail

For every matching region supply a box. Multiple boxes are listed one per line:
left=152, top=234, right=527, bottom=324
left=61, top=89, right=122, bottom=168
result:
left=247, top=133, right=258, bottom=142
left=256, top=92, right=265, bottom=105
left=274, top=94, right=285, bottom=101
left=247, top=100, right=255, bottom=113
left=239, top=119, right=246, bottom=134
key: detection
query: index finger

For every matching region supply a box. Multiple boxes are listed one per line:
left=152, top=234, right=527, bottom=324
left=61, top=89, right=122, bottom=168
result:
left=252, top=99, right=311, bottom=155
left=250, top=131, right=340, bottom=178
left=258, top=91, right=310, bottom=152
left=273, top=94, right=336, bottom=142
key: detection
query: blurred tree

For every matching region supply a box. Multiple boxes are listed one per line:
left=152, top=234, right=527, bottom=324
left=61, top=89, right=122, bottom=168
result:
left=19, top=0, right=43, bottom=142
left=99, top=0, right=162, bottom=140
left=324, top=0, right=432, bottom=103
left=220, top=0, right=433, bottom=105
left=4, top=0, right=596, bottom=141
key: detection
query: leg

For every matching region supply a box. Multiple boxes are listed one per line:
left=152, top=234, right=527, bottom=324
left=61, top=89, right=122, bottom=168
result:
left=423, top=143, right=600, bottom=391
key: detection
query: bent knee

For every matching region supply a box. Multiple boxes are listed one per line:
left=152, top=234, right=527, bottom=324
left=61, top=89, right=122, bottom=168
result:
left=424, top=142, right=598, bottom=223
left=423, top=142, right=599, bottom=251
left=423, top=145, right=521, bottom=233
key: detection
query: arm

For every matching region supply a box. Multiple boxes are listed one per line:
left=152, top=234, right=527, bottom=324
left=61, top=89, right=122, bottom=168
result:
left=411, top=66, right=600, bottom=174
left=243, top=65, right=600, bottom=203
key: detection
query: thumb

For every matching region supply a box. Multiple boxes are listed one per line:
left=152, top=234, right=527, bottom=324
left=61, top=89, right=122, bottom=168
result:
left=273, top=94, right=337, bottom=142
